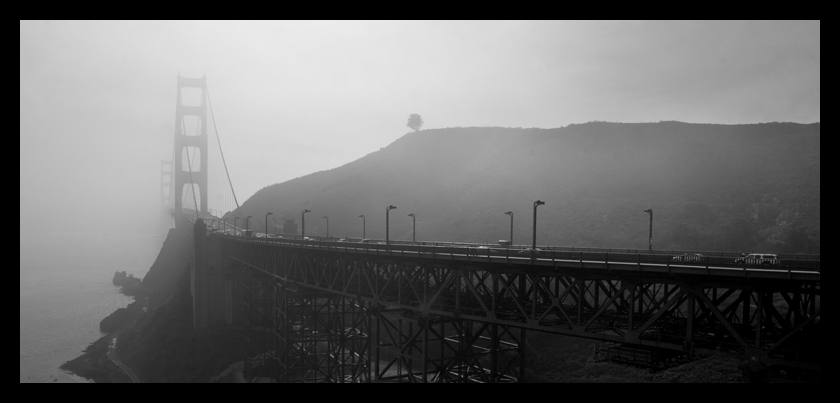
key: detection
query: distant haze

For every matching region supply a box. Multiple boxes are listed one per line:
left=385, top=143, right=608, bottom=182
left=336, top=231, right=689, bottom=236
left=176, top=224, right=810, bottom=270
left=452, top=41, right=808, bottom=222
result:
left=19, top=21, right=819, bottom=235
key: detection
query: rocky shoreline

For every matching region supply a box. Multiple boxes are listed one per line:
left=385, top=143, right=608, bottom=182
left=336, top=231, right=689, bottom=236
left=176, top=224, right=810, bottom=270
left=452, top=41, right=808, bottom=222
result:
left=60, top=280, right=147, bottom=383
left=60, top=333, right=132, bottom=383
left=112, top=271, right=142, bottom=296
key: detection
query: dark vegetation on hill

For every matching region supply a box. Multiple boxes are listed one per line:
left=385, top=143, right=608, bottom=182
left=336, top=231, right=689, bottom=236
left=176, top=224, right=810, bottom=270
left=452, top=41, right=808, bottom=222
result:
left=116, top=263, right=243, bottom=383
left=60, top=333, right=131, bottom=383
left=115, top=228, right=242, bottom=382
left=99, top=300, right=144, bottom=334
left=142, top=227, right=193, bottom=307
left=231, top=122, right=819, bottom=254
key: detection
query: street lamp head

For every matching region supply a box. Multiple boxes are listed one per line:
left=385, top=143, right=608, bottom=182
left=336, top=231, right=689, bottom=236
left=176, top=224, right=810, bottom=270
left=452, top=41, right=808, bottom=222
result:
left=303, top=209, right=310, bottom=214
left=504, top=211, right=513, bottom=216
left=323, top=216, right=328, bottom=219
left=535, top=200, right=545, bottom=206
left=408, top=213, right=415, bottom=217
left=644, top=209, right=652, bottom=214
left=267, top=212, right=273, bottom=216
left=359, top=214, right=364, bottom=218
left=387, top=205, right=397, bottom=211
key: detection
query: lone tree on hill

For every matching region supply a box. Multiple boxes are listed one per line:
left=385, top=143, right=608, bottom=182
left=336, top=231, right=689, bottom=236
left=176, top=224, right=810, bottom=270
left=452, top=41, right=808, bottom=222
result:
left=407, top=114, right=424, bottom=132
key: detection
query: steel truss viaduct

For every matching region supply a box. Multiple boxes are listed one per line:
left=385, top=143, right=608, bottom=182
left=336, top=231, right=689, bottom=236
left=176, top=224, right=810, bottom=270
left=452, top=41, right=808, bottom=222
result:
left=197, top=222, right=819, bottom=383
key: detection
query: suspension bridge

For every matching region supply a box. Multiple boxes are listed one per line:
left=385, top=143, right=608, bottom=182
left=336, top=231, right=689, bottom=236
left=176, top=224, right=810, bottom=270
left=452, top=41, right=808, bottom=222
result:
left=162, top=75, right=821, bottom=383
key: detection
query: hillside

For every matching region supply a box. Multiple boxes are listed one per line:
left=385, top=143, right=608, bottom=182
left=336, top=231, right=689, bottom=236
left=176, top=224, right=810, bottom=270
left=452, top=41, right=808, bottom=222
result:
left=231, top=122, right=820, bottom=254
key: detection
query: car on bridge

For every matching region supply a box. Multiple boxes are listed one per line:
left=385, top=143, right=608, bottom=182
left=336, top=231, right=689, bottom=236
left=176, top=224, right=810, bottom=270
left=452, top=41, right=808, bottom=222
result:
left=672, top=253, right=705, bottom=263
left=517, top=248, right=543, bottom=257
left=469, top=246, right=501, bottom=255
left=735, top=253, right=779, bottom=266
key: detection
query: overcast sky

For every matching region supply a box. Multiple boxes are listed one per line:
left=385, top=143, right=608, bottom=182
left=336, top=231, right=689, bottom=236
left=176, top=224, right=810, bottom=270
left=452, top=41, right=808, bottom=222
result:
left=20, top=20, right=819, bottom=234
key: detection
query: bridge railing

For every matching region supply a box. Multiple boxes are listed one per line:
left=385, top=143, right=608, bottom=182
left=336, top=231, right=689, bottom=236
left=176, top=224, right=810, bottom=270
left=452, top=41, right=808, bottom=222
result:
left=214, top=231, right=821, bottom=274
left=198, top=218, right=819, bottom=260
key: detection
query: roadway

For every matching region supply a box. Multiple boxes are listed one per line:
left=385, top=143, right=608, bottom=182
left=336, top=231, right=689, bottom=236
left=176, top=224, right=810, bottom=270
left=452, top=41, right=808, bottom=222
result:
left=108, top=334, right=144, bottom=383
left=216, top=232, right=821, bottom=282
left=184, top=211, right=820, bottom=280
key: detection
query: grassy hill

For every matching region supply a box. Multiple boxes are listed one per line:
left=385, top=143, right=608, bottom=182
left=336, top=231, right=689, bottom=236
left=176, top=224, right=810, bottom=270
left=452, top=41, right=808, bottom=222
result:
left=230, top=121, right=820, bottom=254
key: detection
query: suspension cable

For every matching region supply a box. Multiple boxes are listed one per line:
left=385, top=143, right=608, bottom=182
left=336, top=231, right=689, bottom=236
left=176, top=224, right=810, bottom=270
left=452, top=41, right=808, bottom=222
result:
left=205, top=84, right=240, bottom=210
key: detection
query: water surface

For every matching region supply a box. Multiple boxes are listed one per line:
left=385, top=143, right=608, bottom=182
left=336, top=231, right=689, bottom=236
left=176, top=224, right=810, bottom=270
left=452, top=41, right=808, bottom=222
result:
left=20, top=230, right=164, bottom=383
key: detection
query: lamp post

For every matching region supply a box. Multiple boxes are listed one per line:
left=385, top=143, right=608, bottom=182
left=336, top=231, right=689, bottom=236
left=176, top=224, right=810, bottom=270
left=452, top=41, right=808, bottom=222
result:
left=234, top=217, right=239, bottom=235
left=358, top=215, right=365, bottom=239
left=643, top=209, right=653, bottom=252
left=265, top=212, right=272, bottom=237
left=408, top=213, right=415, bottom=242
left=301, top=209, right=310, bottom=239
left=323, top=216, right=329, bottom=238
left=386, top=205, right=397, bottom=244
left=504, top=211, right=513, bottom=246
left=533, top=200, right=545, bottom=252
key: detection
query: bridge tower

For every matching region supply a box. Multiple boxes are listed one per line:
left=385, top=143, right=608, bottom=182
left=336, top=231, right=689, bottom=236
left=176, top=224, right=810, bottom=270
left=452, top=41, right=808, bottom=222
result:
left=173, top=74, right=208, bottom=222
left=160, top=159, right=172, bottom=209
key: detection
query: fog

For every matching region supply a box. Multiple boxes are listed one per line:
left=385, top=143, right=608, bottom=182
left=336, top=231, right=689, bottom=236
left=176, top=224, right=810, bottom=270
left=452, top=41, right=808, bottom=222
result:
left=19, top=21, right=820, bottom=236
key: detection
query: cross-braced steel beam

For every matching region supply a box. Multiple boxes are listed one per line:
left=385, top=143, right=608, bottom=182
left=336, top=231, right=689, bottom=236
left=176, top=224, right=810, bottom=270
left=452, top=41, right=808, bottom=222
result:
left=228, top=239, right=820, bottom=381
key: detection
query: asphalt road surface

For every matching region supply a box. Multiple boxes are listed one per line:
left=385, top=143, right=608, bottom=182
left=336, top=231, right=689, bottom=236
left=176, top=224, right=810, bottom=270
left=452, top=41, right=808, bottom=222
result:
left=107, top=335, right=144, bottom=383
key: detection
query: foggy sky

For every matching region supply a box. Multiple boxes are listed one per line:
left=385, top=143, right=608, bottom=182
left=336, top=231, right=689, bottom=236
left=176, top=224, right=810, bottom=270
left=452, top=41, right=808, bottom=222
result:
left=19, top=20, right=820, bottom=235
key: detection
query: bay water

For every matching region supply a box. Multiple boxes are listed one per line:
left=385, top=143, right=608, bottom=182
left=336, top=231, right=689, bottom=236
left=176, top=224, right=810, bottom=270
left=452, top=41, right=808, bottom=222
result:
left=20, top=229, right=165, bottom=383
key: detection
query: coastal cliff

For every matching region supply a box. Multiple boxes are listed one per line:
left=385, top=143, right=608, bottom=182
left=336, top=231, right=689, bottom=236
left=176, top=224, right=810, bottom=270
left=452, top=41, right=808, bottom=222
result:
left=62, top=227, right=225, bottom=382
left=63, top=226, right=243, bottom=382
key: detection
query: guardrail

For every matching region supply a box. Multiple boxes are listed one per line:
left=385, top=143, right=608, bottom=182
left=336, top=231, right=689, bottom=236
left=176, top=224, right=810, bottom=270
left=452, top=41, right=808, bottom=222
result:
left=187, top=209, right=819, bottom=264
left=204, top=229, right=819, bottom=260
left=211, top=231, right=821, bottom=276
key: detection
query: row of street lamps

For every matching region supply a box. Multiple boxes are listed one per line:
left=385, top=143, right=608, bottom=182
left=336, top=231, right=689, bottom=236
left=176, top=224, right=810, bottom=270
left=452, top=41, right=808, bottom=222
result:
left=503, top=203, right=652, bottom=250
left=301, top=205, right=409, bottom=244
left=219, top=203, right=654, bottom=250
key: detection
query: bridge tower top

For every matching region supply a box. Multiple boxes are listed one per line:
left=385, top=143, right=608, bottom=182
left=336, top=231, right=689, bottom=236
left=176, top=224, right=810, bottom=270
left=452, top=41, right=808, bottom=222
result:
left=173, top=74, right=208, bottom=221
